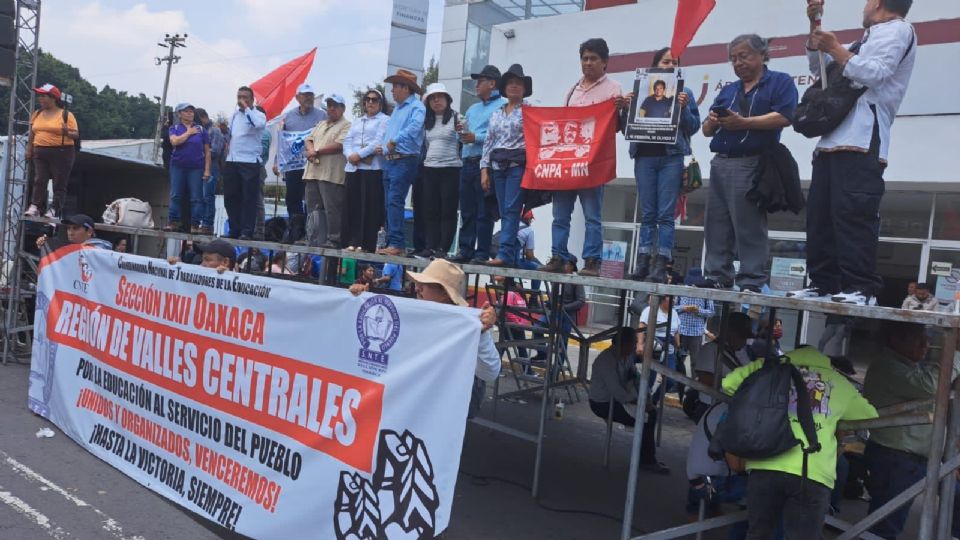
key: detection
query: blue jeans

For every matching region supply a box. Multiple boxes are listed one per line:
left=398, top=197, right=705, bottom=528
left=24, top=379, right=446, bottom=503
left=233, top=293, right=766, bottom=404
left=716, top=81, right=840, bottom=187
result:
left=635, top=155, right=683, bottom=257
left=492, top=166, right=523, bottom=265
left=382, top=157, right=418, bottom=249
left=551, top=186, right=604, bottom=261
left=865, top=441, right=936, bottom=539
left=458, top=159, right=495, bottom=259
left=169, top=164, right=204, bottom=226
left=201, top=164, right=218, bottom=228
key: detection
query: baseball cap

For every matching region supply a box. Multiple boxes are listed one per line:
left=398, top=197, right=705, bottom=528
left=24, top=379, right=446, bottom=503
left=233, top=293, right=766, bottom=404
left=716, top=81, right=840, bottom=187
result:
left=62, top=214, right=94, bottom=230
left=34, top=83, right=62, bottom=100
left=325, top=94, right=345, bottom=106
left=201, top=239, right=236, bottom=261
left=174, top=102, right=194, bottom=113
left=296, top=83, right=316, bottom=95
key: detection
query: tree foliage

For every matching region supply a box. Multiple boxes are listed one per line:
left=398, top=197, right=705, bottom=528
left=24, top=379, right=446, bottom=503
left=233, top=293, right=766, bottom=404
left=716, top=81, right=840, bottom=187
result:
left=350, top=57, right=440, bottom=118
left=0, top=50, right=163, bottom=139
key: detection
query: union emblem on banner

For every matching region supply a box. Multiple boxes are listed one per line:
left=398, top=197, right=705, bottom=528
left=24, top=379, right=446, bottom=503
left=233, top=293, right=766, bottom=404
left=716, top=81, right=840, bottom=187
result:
left=521, top=100, right=618, bottom=191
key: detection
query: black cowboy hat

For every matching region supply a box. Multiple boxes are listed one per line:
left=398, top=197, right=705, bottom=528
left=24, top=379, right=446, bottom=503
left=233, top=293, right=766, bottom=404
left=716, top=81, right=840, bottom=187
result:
left=470, top=64, right=502, bottom=82
left=498, top=64, right=532, bottom=98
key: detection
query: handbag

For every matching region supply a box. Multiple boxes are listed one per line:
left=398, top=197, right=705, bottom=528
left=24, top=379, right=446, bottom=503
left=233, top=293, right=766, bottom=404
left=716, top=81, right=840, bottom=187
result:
left=681, top=156, right=702, bottom=193
left=794, top=28, right=914, bottom=138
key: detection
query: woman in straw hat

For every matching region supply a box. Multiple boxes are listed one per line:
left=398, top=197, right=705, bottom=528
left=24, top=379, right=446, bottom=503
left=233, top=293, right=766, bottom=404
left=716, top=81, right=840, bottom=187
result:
left=350, top=259, right=500, bottom=416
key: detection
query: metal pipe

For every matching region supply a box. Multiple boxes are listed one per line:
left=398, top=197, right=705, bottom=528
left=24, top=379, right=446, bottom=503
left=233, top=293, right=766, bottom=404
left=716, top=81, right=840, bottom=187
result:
left=25, top=216, right=960, bottom=329
left=713, top=302, right=730, bottom=391
left=655, top=294, right=676, bottom=446
left=603, top=399, right=614, bottom=469
left=937, top=368, right=960, bottom=540
left=647, top=361, right=931, bottom=431
left=532, top=282, right=561, bottom=498
left=631, top=510, right=748, bottom=540
left=621, top=294, right=660, bottom=540
left=877, top=398, right=934, bottom=417
left=918, top=327, right=958, bottom=538
left=836, top=452, right=960, bottom=540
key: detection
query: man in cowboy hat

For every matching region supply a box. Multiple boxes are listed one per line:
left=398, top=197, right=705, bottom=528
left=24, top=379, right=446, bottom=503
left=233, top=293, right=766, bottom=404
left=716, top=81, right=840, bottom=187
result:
left=450, top=65, right=506, bottom=265
left=377, top=69, right=426, bottom=256
left=349, top=259, right=501, bottom=417
left=540, top=37, right=628, bottom=277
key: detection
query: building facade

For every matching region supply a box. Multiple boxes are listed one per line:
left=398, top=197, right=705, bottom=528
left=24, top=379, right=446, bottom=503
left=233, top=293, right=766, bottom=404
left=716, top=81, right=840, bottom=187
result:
left=439, top=0, right=960, bottom=343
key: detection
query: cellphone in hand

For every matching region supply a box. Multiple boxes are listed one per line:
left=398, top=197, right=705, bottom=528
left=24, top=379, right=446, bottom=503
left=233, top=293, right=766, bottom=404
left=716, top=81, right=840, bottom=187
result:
left=710, top=106, right=731, bottom=118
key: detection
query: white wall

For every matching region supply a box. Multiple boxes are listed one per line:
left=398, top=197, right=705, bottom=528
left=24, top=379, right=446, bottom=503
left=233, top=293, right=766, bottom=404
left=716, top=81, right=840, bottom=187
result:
left=485, top=0, right=960, bottom=184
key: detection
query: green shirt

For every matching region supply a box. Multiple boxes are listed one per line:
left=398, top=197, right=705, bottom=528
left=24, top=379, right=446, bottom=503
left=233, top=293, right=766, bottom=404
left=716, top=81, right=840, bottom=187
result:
left=722, top=347, right=877, bottom=489
left=862, top=349, right=960, bottom=457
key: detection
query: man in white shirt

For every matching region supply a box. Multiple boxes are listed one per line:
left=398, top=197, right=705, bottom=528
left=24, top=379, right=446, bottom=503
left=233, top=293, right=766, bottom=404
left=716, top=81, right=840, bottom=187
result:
left=223, top=86, right=267, bottom=240
left=791, top=0, right=916, bottom=306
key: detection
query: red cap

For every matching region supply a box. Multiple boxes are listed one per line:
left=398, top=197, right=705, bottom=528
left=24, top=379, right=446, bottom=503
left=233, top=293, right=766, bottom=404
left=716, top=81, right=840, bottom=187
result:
left=34, top=83, right=61, bottom=100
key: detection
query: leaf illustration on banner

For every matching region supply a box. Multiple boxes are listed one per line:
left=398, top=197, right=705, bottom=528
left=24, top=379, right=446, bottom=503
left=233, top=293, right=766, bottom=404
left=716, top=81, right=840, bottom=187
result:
left=334, top=471, right=382, bottom=540
left=373, top=429, right=439, bottom=538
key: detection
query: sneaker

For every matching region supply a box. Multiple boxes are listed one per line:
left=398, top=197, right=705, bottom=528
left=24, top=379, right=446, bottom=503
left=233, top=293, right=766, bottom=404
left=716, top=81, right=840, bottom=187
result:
left=321, top=241, right=341, bottom=249
left=433, top=250, right=449, bottom=260
left=344, top=246, right=356, bottom=252
left=538, top=256, right=566, bottom=273
left=468, top=257, right=489, bottom=266
left=579, top=257, right=601, bottom=277
left=24, top=205, right=39, bottom=217
left=832, top=290, right=876, bottom=306
left=787, top=286, right=832, bottom=300
left=163, top=221, right=181, bottom=232
left=448, top=253, right=472, bottom=264
left=190, top=225, right=201, bottom=234
left=43, top=208, right=57, bottom=219
left=485, top=258, right=513, bottom=268
left=739, top=284, right=762, bottom=294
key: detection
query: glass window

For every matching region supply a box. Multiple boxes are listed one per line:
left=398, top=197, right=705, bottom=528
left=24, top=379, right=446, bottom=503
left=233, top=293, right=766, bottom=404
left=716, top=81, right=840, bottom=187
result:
left=459, top=79, right=479, bottom=114
left=926, top=249, right=960, bottom=307
left=878, top=192, right=932, bottom=239
left=601, top=184, right=636, bottom=224
left=462, top=23, right=491, bottom=78
left=933, top=193, right=960, bottom=241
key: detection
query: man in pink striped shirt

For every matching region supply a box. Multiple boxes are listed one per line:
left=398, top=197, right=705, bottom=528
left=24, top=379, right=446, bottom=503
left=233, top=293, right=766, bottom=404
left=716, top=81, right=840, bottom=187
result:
left=540, top=38, right=627, bottom=277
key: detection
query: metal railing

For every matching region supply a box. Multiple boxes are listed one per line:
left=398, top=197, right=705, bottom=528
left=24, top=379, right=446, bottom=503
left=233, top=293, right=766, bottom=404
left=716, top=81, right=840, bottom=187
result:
left=10, top=217, right=960, bottom=539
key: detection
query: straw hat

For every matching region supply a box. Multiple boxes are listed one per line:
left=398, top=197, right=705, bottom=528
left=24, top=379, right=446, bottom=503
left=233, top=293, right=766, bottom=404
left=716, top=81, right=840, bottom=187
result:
left=384, top=68, right=422, bottom=95
left=406, top=259, right=468, bottom=307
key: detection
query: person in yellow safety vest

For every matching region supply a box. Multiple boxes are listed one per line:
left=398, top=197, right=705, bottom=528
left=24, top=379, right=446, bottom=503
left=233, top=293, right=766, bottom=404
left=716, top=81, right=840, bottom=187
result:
left=722, top=346, right=877, bottom=539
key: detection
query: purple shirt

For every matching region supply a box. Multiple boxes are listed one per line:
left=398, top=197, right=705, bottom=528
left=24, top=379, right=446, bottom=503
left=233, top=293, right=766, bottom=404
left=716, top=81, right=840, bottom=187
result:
left=169, top=123, right=210, bottom=169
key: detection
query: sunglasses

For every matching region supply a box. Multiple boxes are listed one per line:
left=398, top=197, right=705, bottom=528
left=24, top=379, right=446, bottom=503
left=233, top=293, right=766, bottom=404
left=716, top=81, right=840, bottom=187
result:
left=364, top=96, right=381, bottom=102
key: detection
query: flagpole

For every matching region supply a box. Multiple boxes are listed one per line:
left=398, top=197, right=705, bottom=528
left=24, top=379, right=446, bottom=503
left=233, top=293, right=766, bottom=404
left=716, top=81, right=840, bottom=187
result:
left=815, top=9, right=828, bottom=89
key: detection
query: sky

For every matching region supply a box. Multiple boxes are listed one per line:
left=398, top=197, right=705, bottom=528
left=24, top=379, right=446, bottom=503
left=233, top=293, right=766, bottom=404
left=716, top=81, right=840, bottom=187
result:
left=39, top=0, right=444, bottom=122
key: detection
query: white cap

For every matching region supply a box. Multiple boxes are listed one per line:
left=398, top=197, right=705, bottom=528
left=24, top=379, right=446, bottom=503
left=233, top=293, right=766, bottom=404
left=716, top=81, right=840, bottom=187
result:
left=296, top=83, right=316, bottom=95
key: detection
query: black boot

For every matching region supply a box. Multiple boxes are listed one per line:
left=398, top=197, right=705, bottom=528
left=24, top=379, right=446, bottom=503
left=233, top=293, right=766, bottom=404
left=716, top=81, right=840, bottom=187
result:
left=629, top=254, right=652, bottom=281
left=648, top=255, right=670, bottom=283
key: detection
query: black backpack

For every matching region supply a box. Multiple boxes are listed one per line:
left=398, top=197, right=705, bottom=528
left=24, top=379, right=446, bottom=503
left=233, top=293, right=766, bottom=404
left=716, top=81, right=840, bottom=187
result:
left=794, top=30, right=914, bottom=139
left=712, top=354, right=821, bottom=475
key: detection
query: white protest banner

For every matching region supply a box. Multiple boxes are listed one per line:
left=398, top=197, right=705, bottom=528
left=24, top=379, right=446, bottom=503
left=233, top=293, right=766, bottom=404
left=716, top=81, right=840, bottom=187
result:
left=625, top=68, right=684, bottom=144
left=276, top=128, right=313, bottom=173
left=29, top=245, right=481, bottom=539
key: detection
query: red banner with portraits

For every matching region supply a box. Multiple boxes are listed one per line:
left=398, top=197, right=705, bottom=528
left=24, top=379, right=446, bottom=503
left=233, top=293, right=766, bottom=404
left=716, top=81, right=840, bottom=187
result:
left=521, top=100, right=618, bottom=191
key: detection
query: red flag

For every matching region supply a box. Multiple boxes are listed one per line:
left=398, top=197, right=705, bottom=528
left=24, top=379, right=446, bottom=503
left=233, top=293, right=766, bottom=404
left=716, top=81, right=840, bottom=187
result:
left=521, top=100, right=617, bottom=191
left=250, top=48, right=317, bottom=120
left=671, top=0, right=716, bottom=59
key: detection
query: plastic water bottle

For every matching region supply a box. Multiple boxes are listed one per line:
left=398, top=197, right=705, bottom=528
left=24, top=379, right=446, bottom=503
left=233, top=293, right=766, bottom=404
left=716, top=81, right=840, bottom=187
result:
left=554, top=399, right=565, bottom=420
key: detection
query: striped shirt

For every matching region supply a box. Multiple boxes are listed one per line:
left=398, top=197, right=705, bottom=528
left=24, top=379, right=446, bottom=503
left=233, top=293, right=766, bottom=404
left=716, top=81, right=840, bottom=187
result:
left=424, top=114, right=462, bottom=168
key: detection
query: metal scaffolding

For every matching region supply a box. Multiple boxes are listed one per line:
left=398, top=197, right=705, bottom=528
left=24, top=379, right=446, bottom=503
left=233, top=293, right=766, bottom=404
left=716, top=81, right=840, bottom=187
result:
left=13, top=217, right=960, bottom=538
left=0, top=0, right=40, bottom=363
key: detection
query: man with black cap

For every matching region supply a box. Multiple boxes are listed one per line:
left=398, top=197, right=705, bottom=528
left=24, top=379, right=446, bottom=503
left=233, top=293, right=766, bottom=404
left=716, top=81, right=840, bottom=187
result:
left=450, top=65, right=506, bottom=265
left=35, top=214, right=112, bottom=251
left=198, top=239, right=236, bottom=273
